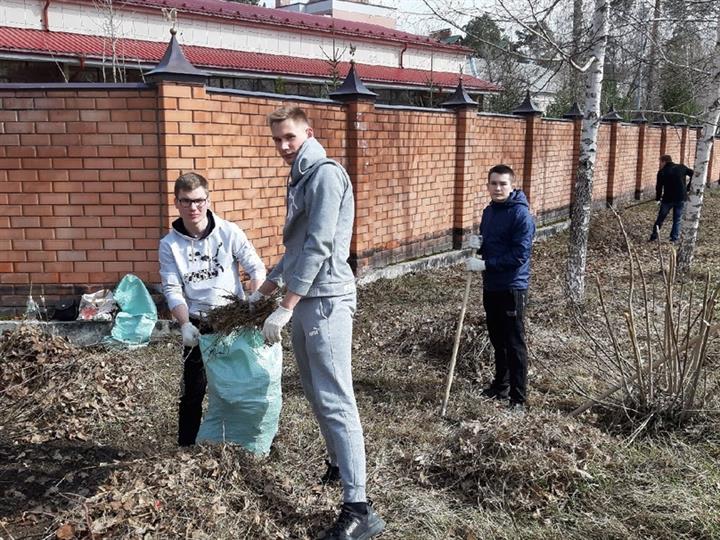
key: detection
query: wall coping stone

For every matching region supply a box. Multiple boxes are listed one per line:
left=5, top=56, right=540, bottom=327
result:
left=0, top=83, right=152, bottom=90
left=375, top=104, right=449, bottom=113
left=205, top=86, right=339, bottom=105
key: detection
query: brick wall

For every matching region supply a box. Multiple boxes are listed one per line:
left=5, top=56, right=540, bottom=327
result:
left=641, top=127, right=663, bottom=196
left=531, top=119, right=575, bottom=220
left=1, top=81, right=717, bottom=314
left=0, top=85, right=161, bottom=312
left=686, top=129, right=698, bottom=171
left=592, top=124, right=611, bottom=202
left=707, top=131, right=720, bottom=183
left=156, top=84, right=348, bottom=272
left=665, top=126, right=682, bottom=163
left=361, top=107, right=457, bottom=267
left=613, top=123, right=640, bottom=203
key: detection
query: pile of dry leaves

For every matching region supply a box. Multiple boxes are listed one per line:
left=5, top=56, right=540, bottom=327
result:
left=49, top=444, right=336, bottom=540
left=0, top=325, right=148, bottom=444
left=416, top=407, right=614, bottom=514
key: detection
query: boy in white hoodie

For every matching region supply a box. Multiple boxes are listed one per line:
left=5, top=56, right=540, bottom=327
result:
left=159, top=172, right=266, bottom=446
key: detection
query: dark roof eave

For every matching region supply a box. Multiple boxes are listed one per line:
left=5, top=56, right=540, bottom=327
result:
left=0, top=49, right=497, bottom=92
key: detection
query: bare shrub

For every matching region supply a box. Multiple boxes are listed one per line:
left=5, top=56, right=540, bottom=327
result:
left=571, top=211, right=720, bottom=437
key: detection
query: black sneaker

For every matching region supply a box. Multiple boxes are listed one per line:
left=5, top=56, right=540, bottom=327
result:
left=320, top=501, right=385, bottom=540
left=320, top=459, right=341, bottom=485
left=508, top=401, right=526, bottom=414
left=481, top=386, right=509, bottom=400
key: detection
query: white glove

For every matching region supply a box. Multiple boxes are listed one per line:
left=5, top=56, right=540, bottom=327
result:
left=247, top=290, right=268, bottom=314
left=466, top=257, right=486, bottom=272
left=262, top=306, right=293, bottom=344
left=656, top=200, right=661, bottom=206
left=468, top=235, right=482, bottom=249
left=247, top=289, right=267, bottom=305
left=181, top=321, right=200, bottom=348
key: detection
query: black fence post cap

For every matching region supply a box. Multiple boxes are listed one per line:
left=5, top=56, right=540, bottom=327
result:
left=631, top=111, right=648, bottom=124
left=512, top=89, right=542, bottom=115
left=441, top=78, right=477, bottom=108
left=145, top=28, right=208, bottom=83
left=602, top=105, right=622, bottom=122
left=563, top=101, right=583, bottom=119
left=329, top=61, right=378, bottom=102
left=653, top=114, right=671, bottom=126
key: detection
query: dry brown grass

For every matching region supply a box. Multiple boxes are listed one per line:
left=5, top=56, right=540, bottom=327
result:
left=205, top=293, right=278, bottom=335
left=1, top=192, right=719, bottom=539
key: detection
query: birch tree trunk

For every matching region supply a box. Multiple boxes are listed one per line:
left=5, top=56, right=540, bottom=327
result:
left=570, top=0, right=584, bottom=102
left=645, top=0, right=662, bottom=110
left=677, top=15, right=720, bottom=272
left=566, top=0, right=610, bottom=305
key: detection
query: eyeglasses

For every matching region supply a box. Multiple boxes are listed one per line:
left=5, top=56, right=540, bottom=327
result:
left=178, top=197, right=208, bottom=208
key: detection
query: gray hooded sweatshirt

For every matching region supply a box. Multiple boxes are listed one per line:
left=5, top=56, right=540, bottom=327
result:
left=268, top=137, right=356, bottom=298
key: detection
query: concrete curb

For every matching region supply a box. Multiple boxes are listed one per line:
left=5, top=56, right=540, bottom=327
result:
left=0, top=319, right=178, bottom=347
left=356, top=249, right=471, bottom=286
left=356, top=216, right=575, bottom=286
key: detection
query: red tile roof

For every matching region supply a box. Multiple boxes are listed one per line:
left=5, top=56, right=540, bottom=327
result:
left=0, top=27, right=499, bottom=92
left=70, top=0, right=472, bottom=53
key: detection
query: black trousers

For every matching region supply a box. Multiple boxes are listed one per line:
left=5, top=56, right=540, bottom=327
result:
left=177, top=319, right=208, bottom=446
left=483, top=289, right=528, bottom=404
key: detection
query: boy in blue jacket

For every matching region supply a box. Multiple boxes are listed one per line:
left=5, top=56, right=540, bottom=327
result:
left=467, top=164, right=535, bottom=409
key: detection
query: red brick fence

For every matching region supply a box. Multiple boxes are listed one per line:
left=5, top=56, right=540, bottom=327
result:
left=1, top=80, right=718, bottom=314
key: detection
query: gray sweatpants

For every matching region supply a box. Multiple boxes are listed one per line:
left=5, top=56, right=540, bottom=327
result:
left=291, top=293, right=366, bottom=503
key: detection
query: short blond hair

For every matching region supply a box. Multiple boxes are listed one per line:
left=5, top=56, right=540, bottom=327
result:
left=267, top=106, right=310, bottom=127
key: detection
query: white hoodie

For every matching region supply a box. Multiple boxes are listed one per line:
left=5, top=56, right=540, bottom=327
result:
left=159, top=210, right=266, bottom=318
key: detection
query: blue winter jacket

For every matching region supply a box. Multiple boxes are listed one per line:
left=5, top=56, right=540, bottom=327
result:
left=479, top=189, right=535, bottom=291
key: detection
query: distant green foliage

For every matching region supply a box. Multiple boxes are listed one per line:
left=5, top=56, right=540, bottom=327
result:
left=463, top=15, right=529, bottom=114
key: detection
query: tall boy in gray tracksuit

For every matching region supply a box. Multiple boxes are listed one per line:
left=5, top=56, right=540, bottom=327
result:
left=248, top=106, right=384, bottom=540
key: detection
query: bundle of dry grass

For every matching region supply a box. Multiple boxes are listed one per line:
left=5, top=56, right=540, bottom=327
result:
left=205, top=294, right=278, bottom=335
left=417, top=408, right=614, bottom=514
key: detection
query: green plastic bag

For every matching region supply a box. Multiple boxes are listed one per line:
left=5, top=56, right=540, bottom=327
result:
left=197, top=330, right=282, bottom=455
left=108, top=274, right=158, bottom=346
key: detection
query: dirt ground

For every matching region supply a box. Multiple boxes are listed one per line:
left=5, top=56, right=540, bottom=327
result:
left=1, top=192, right=719, bottom=539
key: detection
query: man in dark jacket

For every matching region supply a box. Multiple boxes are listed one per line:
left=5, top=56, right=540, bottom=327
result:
left=467, top=164, right=535, bottom=410
left=649, top=154, right=694, bottom=242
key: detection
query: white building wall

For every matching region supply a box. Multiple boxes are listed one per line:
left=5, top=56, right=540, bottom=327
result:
left=300, top=0, right=397, bottom=28
left=1, top=0, right=465, bottom=73
left=0, top=0, right=43, bottom=30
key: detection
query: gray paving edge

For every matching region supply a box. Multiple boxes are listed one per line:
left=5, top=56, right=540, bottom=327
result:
left=0, top=319, right=178, bottom=347
left=1, top=200, right=664, bottom=346
left=356, top=216, right=570, bottom=286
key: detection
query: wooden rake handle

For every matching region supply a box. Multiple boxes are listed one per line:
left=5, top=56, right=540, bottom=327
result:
left=440, top=272, right=473, bottom=417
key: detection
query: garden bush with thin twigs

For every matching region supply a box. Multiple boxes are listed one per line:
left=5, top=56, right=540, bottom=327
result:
left=571, top=209, right=719, bottom=437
